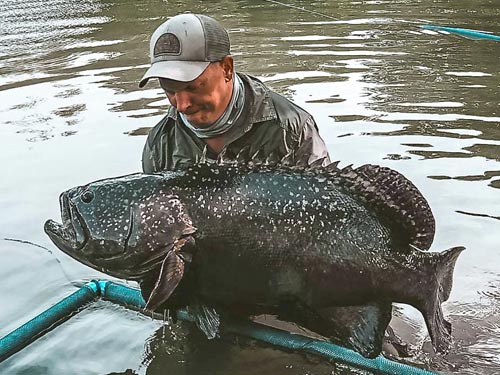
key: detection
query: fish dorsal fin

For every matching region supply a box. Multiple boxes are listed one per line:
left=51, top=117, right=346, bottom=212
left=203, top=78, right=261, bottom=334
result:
left=332, top=163, right=436, bottom=250
left=308, top=157, right=328, bottom=169
left=200, top=145, right=208, bottom=164
left=324, top=160, right=340, bottom=172
left=264, top=151, right=282, bottom=166
left=249, top=148, right=265, bottom=165
left=235, top=145, right=251, bottom=164
left=280, top=150, right=296, bottom=167
left=294, top=137, right=314, bottom=167
left=217, top=147, right=227, bottom=166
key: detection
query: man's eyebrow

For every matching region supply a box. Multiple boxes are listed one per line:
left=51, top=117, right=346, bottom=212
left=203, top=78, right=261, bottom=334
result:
left=160, top=81, right=185, bottom=92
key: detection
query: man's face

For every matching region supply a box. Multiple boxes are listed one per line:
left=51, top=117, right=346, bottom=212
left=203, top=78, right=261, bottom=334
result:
left=159, top=57, right=233, bottom=128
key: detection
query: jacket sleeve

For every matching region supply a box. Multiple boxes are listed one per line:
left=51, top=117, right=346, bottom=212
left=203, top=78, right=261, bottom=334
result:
left=296, top=116, right=331, bottom=166
left=142, top=114, right=172, bottom=173
left=142, top=136, right=158, bottom=173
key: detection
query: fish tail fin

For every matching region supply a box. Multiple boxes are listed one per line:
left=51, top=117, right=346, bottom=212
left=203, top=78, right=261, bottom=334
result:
left=437, top=246, right=465, bottom=303
left=416, top=246, right=464, bottom=353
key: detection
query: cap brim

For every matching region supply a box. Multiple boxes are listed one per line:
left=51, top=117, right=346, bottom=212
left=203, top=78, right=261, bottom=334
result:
left=139, top=60, right=211, bottom=87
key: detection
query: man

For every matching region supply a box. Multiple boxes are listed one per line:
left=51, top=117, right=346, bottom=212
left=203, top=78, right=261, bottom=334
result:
left=139, top=13, right=330, bottom=173
left=138, top=14, right=408, bottom=361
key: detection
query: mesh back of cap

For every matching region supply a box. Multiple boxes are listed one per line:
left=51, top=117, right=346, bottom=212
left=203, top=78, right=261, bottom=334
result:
left=197, top=15, right=230, bottom=61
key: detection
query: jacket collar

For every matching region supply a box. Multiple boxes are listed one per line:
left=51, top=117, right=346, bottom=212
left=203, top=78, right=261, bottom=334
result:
left=165, top=73, right=278, bottom=127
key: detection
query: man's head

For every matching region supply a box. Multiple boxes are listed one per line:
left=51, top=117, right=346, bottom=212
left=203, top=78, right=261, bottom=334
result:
left=139, top=14, right=234, bottom=127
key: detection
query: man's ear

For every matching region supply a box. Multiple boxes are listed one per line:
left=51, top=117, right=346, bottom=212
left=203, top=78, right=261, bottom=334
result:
left=220, top=56, right=234, bottom=82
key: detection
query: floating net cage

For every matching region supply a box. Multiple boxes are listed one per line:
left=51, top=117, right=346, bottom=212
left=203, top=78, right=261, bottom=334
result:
left=0, top=280, right=438, bottom=375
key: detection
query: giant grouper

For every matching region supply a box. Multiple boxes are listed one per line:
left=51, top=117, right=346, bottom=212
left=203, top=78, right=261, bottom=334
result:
left=44, top=157, right=464, bottom=358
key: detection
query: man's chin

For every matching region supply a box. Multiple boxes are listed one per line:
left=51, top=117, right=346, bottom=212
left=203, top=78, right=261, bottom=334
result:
left=185, top=116, right=212, bottom=128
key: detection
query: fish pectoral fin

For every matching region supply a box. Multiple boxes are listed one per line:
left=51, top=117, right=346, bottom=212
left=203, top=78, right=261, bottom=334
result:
left=145, top=250, right=184, bottom=311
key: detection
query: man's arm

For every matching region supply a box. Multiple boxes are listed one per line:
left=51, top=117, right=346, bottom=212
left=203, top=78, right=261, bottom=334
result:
left=296, top=116, right=331, bottom=166
left=142, top=115, right=172, bottom=173
left=142, top=138, right=157, bottom=173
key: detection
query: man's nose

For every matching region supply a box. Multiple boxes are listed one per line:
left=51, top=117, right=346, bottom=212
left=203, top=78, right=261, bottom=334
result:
left=172, top=91, right=191, bottom=113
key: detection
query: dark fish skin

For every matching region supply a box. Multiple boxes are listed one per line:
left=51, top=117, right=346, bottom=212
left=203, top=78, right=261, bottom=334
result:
left=44, top=162, right=464, bottom=358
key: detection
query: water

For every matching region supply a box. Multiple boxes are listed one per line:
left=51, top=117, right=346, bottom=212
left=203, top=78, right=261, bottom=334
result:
left=1, top=0, right=499, bottom=373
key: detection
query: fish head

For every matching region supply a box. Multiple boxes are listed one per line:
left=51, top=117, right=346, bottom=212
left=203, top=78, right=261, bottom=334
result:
left=44, top=173, right=196, bottom=280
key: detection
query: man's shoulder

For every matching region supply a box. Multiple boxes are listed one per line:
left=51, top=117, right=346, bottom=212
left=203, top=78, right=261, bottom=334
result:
left=268, top=88, right=314, bottom=135
left=269, top=91, right=311, bottom=119
left=239, top=73, right=313, bottom=133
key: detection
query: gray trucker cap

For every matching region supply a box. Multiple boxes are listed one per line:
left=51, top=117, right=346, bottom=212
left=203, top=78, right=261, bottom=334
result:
left=139, top=14, right=230, bottom=87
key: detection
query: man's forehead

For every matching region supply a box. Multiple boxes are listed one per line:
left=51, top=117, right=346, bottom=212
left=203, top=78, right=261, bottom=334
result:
left=158, top=67, right=214, bottom=91
left=158, top=77, right=193, bottom=91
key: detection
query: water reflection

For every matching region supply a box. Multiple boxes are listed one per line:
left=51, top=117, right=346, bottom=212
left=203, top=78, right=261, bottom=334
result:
left=142, top=322, right=366, bottom=375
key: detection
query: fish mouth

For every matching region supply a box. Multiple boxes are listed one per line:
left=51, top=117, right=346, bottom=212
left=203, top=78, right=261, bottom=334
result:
left=44, top=191, right=87, bottom=254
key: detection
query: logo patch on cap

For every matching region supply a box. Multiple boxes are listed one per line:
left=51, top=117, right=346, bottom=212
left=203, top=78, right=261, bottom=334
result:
left=154, top=33, right=181, bottom=56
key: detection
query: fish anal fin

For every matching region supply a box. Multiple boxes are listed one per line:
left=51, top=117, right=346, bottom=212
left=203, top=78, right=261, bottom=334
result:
left=145, top=249, right=184, bottom=311
left=317, top=303, right=393, bottom=358
left=278, top=297, right=392, bottom=358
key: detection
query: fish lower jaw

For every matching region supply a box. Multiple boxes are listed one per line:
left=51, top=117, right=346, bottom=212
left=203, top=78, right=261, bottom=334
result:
left=44, top=219, right=86, bottom=251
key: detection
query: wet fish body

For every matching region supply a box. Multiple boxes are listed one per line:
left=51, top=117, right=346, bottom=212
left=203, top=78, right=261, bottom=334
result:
left=45, top=162, right=463, bottom=357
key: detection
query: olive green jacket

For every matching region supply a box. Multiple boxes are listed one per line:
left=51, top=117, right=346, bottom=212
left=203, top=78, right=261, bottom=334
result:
left=142, top=73, right=330, bottom=173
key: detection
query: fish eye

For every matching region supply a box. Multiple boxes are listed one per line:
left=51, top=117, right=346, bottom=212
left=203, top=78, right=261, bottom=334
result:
left=81, top=190, right=94, bottom=203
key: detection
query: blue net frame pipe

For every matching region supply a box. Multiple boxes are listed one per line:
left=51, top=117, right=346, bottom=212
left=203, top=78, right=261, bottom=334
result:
left=101, top=281, right=439, bottom=375
left=0, top=282, right=99, bottom=362
left=421, top=25, right=500, bottom=41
